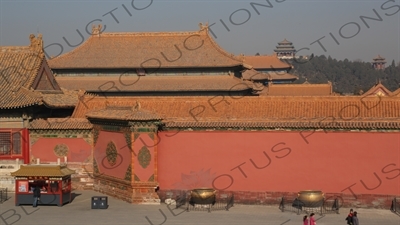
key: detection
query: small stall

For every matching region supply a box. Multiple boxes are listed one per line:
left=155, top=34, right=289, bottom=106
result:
left=11, top=165, right=75, bottom=206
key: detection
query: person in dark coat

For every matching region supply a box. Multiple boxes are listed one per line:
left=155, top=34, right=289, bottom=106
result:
left=33, top=185, right=41, bottom=207
left=346, top=208, right=354, bottom=225
left=352, top=211, right=359, bottom=225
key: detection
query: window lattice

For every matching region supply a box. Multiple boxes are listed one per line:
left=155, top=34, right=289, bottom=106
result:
left=12, top=132, right=22, bottom=155
left=0, top=132, right=11, bottom=155
left=0, top=132, right=22, bottom=155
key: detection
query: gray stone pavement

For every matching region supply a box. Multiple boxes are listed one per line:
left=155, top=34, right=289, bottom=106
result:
left=0, top=190, right=399, bottom=225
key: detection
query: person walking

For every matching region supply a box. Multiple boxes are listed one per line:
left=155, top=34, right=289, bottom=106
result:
left=309, top=213, right=316, bottom=225
left=352, top=211, right=359, bottom=225
left=303, top=215, right=309, bottom=225
left=346, top=209, right=354, bottom=225
left=33, top=185, right=41, bottom=207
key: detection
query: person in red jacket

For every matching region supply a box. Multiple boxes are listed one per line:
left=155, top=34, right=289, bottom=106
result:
left=346, top=209, right=354, bottom=225
left=303, top=215, right=309, bottom=225
left=309, top=213, right=316, bottom=225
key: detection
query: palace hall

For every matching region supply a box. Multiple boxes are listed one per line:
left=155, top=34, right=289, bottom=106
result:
left=1, top=24, right=399, bottom=207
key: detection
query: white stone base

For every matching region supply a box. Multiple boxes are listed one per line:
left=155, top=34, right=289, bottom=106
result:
left=141, top=195, right=161, bottom=205
left=165, top=198, right=176, bottom=205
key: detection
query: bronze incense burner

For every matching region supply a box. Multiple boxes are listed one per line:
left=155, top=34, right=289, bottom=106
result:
left=189, top=188, right=216, bottom=205
left=297, top=190, right=324, bottom=207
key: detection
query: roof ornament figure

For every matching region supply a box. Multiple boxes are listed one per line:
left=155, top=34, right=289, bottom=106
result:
left=29, top=34, right=44, bottom=57
left=239, top=54, right=245, bottom=62
left=92, top=24, right=102, bottom=36
left=77, top=89, right=86, bottom=97
left=133, top=101, right=141, bottom=111
left=198, top=22, right=209, bottom=31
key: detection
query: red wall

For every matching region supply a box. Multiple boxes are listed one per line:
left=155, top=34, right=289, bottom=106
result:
left=157, top=131, right=400, bottom=196
left=133, top=134, right=155, bottom=182
left=32, top=138, right=91, bottom=163
left=94, top=131, right=131, bottom=179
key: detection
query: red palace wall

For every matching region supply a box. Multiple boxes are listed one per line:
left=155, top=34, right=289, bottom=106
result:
left=31, top=138, right=91, bottom=163
left=133, top=134, right=156, bottom=182
left=157, top=131, right=400, bottom=198
left=94, top=131, right=131, bottom=179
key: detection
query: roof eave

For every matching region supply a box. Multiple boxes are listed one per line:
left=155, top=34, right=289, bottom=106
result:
left=86, top=88, right=252, bottom=93
left=50, top=64, right=245, bottom=70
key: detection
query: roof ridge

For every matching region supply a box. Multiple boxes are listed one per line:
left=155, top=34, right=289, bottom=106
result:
left=100, top=30, right=202, bottom=37
left=270, top=83, right=331, bottom=86
left=245, top=54, right=279, bottom=58
left=0, top=46, right=31, bottom=53
left=49, top=35, right=95, bottom=62
left=46, top=117, right=88, bottom=121
left=391, top=87, right=400, bottom=96
left=56, top=75, right=233, bottom=78
left=106, top=95, right=399, bottom=99
left=362, top=82, right=392, bottom=96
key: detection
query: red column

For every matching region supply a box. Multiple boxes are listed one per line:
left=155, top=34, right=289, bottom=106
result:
left=23, top=129, right=29, bottom=163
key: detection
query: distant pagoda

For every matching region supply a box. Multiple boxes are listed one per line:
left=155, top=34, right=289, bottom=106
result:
left=372, top=55, right=386, bottom=70
left=274, top=39, right=296, bottom=59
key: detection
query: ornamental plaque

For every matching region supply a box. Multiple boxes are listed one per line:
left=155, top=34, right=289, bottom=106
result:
left=138, top=146, right=151, bottom=169
left=54, top=144, right=69, bottom=157
left=106, top=141, right=118, bottom=166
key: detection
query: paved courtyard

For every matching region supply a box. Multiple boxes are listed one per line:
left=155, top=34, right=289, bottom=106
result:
left=0, top=190, right=399, bottom=225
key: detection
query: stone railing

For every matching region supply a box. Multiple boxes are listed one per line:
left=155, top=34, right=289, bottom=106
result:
left=0, top=159, right=21, bottom=191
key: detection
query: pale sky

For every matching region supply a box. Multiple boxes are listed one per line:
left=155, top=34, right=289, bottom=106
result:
left=1, top=0, right=399, bottom=63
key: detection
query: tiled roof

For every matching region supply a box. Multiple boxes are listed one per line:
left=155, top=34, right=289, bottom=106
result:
left=278, top=39, right=292, bottom=45
left=42, top=92, right=79, bottom=108
left=165, top=118, right=400, bottom=129
left=55, top=75, right=253, bottom=92
left=243, top=55, right=292, bottom=70
left=11, top=165, right=75, bottom=177
left=274, top=48, right=296, bottom=51
left=86, top=104, right=162, bottom=121
left=391, top=88, right=400, bottom=97
left=71, top=95, right=400, bottom=129
left=0, top=34, right=64, bottom=109
left=362, top=81, right=391, bottom=97
left=373, top=55, right=386, bottom=61
left=29, top=118, right=93, bottom=130
left=0, top=87, right=43, bottom=109
left=0, top=43, right=44, bottom=109
left=48, top=25, right=244, bottom=69
left=259, top=83, right=332, bottom=96
left=242, top=69, right=298, bottom=81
